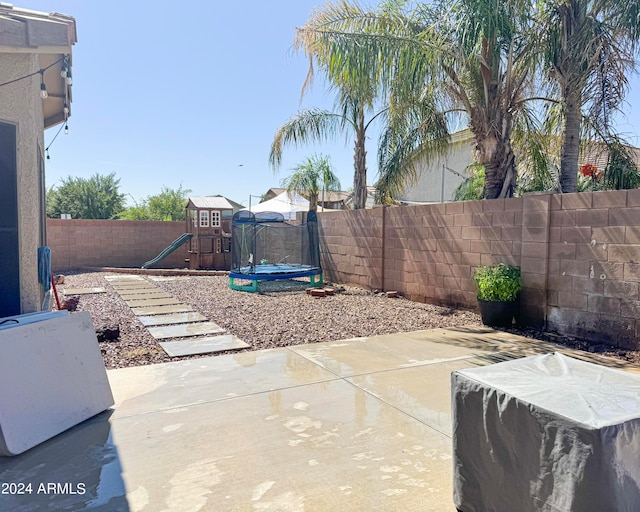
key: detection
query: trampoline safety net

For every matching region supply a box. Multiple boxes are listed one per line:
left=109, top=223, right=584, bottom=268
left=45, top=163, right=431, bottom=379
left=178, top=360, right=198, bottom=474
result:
left=230, top=210, right=322, bottom=290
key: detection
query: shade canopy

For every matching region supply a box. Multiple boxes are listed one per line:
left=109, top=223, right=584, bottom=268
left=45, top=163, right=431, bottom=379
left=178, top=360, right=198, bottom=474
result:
left=245, top=191, right=322, bottom=220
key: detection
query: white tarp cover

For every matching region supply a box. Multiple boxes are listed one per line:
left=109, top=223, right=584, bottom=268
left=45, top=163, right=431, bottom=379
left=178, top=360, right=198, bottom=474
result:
left=452, top=352, right=640, bottom=512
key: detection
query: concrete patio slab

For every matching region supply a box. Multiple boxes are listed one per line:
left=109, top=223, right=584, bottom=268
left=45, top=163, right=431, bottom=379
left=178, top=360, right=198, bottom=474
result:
left=125, top=297, right=182, bottom=308
left=137, top=312, right=208, bottom=327
left=130, top=304, right=194, bottom=316
left=347, top=357, right=489, bottom=437
left=108, top=379, right=456, bottom=512
left=107, top=348, right=338, bottom=417
left=3, top=327, right=638, bottom=511
left=62, top=287, right=106, bottom=295
left=159, top=334, right=249, bottom=357
left=147, top=322, right=226, bottom=340
left=289, top=329, right=488, bottom=377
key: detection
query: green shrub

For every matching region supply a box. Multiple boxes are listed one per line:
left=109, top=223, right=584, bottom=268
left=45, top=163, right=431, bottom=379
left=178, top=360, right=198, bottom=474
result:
left=473, top=264, right=522, bottom=302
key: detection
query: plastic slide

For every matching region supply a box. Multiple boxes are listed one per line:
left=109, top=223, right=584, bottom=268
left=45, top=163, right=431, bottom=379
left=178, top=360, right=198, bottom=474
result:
left=141, top=233, right=193, bottom=269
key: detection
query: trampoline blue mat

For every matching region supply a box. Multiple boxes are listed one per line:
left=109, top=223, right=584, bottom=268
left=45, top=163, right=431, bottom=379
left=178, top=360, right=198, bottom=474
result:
left=230, top=264, right=321, bottom=281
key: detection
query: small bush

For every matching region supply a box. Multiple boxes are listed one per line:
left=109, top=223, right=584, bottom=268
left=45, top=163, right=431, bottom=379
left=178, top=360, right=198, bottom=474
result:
left=473, top=264, right=522, bottom=302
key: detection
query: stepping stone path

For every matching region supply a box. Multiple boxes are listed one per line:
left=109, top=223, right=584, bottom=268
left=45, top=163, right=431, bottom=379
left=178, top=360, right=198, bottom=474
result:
left=104, top=275, right=249, bottom=357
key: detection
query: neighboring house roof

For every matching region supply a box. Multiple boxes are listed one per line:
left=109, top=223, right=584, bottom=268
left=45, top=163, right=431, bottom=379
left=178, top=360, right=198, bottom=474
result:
left=187, top=196, right=236, bottom=210
left=0, top=4, right=76, bottom=129
left=263, top=188, right=286, bottom=200
left=579, top=142, right=640, bottom=170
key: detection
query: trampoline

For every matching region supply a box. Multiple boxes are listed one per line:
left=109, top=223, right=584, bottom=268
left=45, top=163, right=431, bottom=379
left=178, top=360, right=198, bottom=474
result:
left=229, top=210, right=323, bottom=292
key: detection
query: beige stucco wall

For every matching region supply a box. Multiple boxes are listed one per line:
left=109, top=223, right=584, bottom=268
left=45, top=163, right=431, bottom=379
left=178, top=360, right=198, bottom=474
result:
left=401, top=138, right=475, bottom=203
left=0, top=53, right=46, bottom=313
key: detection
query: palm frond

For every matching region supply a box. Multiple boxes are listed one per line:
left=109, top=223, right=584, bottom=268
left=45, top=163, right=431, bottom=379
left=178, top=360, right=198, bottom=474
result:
left=269, top=109, right=349, bottom=171
left=375, top=94, right=450, bottom=201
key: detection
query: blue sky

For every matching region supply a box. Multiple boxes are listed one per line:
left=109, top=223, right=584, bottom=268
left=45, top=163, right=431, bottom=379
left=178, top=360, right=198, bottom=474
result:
left=30, top=1, right=640, bottom=207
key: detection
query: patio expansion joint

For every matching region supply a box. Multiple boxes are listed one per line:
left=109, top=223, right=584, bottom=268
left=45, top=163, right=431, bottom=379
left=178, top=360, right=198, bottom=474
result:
left=283, top=347, right=477, bottom=439
left=110, top=377, right=344, bottom=421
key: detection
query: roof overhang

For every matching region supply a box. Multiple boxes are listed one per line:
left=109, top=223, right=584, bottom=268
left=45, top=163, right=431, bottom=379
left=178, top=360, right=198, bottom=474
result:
left=0, top=4, right=77, bottom=129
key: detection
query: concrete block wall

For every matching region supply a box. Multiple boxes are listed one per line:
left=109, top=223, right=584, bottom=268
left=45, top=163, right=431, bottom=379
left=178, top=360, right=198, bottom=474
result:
left=47, top=219, right=189, bottom=271
left=318, top=190, right=640, bottom=349
left=546, top=189, right=640, bottom=349
left=318, top=208, right=384, bottom=290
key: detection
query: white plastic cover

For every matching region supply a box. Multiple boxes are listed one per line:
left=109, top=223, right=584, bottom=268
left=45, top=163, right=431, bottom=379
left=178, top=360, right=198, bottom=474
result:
left=0, top=312, right=114, bottom=456
left=452, top=352, right=640, bottom=512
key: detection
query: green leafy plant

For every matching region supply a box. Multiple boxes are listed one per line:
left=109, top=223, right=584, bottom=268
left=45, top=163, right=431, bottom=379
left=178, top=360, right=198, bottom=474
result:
left=473, top=264, right=522, bottom=302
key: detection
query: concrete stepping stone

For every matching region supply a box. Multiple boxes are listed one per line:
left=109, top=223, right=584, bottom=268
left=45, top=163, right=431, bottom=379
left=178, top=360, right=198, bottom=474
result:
left=110, top=283, right=156, bottom=290
left=147, top=322, right=226, bottom=340
left=118, top=292, right=173, bottom=300
left=104, top=275, right=145, bottom=281
left=62, top=288, right=106, bottom=295
left=125, top=297, right=182, bottom=308
left=131, top=304, right=194, bottom=316
left=159, top=335, right=249, bottom=357
left=137, top=312, right=208, bottom=327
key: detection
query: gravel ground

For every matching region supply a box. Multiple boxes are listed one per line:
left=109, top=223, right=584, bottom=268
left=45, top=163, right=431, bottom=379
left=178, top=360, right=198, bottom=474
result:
left=59, top=271, right=638, bottom=370
left=59, top=271, right=481, bottom=369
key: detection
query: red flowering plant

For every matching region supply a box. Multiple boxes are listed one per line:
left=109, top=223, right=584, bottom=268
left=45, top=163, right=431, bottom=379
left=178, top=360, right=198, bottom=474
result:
left=580, top=164, right=602, bottom=179
left=579, top=163, right=602, bottom=191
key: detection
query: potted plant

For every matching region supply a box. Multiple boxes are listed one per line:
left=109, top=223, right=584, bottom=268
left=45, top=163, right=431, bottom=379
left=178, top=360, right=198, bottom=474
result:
left=472, top=263, right=522, bottom=327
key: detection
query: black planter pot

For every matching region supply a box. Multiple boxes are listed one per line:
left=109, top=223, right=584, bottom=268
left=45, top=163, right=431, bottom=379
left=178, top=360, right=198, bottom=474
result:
left=477, top=298, right=519, bottom=327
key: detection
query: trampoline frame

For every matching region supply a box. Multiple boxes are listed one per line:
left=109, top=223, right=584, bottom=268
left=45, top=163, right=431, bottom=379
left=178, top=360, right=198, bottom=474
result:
left=229, top=265, right=323, bottom=292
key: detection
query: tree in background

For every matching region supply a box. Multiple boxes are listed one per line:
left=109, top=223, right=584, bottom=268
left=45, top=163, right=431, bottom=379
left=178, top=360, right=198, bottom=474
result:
left=118, top=185, right=191, bottom=221
left=294, top=0, right=539, bottom=201
left=46, top=172, right=125, bottom=219
left=540, top=0, right=640, bottom=193
left=147, top=185, right=191, bottom=220
left=270, top=2, right=393, bottom=210
left=281, top=154, right=341, bottom=211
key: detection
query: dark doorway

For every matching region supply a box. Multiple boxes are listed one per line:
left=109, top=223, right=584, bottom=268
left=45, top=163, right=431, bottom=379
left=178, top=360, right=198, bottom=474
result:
left=0, top=122, right=20, bottom=317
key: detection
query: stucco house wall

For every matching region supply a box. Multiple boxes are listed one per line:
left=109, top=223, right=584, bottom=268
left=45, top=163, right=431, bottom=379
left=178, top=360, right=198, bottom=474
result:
left=0, top=53, right=46, bottom=313
left=401, top=132, right=474, bottom=204
left=0, top=5, right=76, bottom=316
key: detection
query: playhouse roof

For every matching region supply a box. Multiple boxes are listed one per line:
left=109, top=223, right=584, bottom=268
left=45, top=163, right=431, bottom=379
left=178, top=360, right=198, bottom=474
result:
left=187, top=196, right=236, bottom=210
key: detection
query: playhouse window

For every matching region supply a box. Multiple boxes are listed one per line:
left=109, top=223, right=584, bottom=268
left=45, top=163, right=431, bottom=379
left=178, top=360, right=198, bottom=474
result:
left=211, top=211, right=220, bottom=227
left=199, top=210, right=209, bottom=227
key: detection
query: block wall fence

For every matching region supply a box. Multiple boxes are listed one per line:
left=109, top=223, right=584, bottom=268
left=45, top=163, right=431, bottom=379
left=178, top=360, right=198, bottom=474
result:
left=46, top=219, right=189, bottom=271
left=318, top=189, right=640, bottom=350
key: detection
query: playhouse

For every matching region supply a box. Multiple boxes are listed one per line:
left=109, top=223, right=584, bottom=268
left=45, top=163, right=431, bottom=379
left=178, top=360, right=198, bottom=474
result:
left=185, top=196, right=238, bottom=270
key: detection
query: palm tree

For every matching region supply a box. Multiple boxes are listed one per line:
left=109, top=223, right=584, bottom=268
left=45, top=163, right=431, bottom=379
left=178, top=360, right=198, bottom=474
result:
left=295, top=0, right=541, bottom=200
left=540, top=0, right=640, bottom=192
left=281, top=154, right=341, bottom=211
left=270, top=99, right=381, bottom=210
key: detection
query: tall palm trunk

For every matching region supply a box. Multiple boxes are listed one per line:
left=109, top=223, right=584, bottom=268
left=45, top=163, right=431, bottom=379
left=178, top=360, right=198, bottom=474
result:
left=560, top=85, right=581, bottom=192
left=557, top=0, right=585, bottom=193
left=353, top=109, right=368, bottom=209
left=479, top=134, right=517, bottom=199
